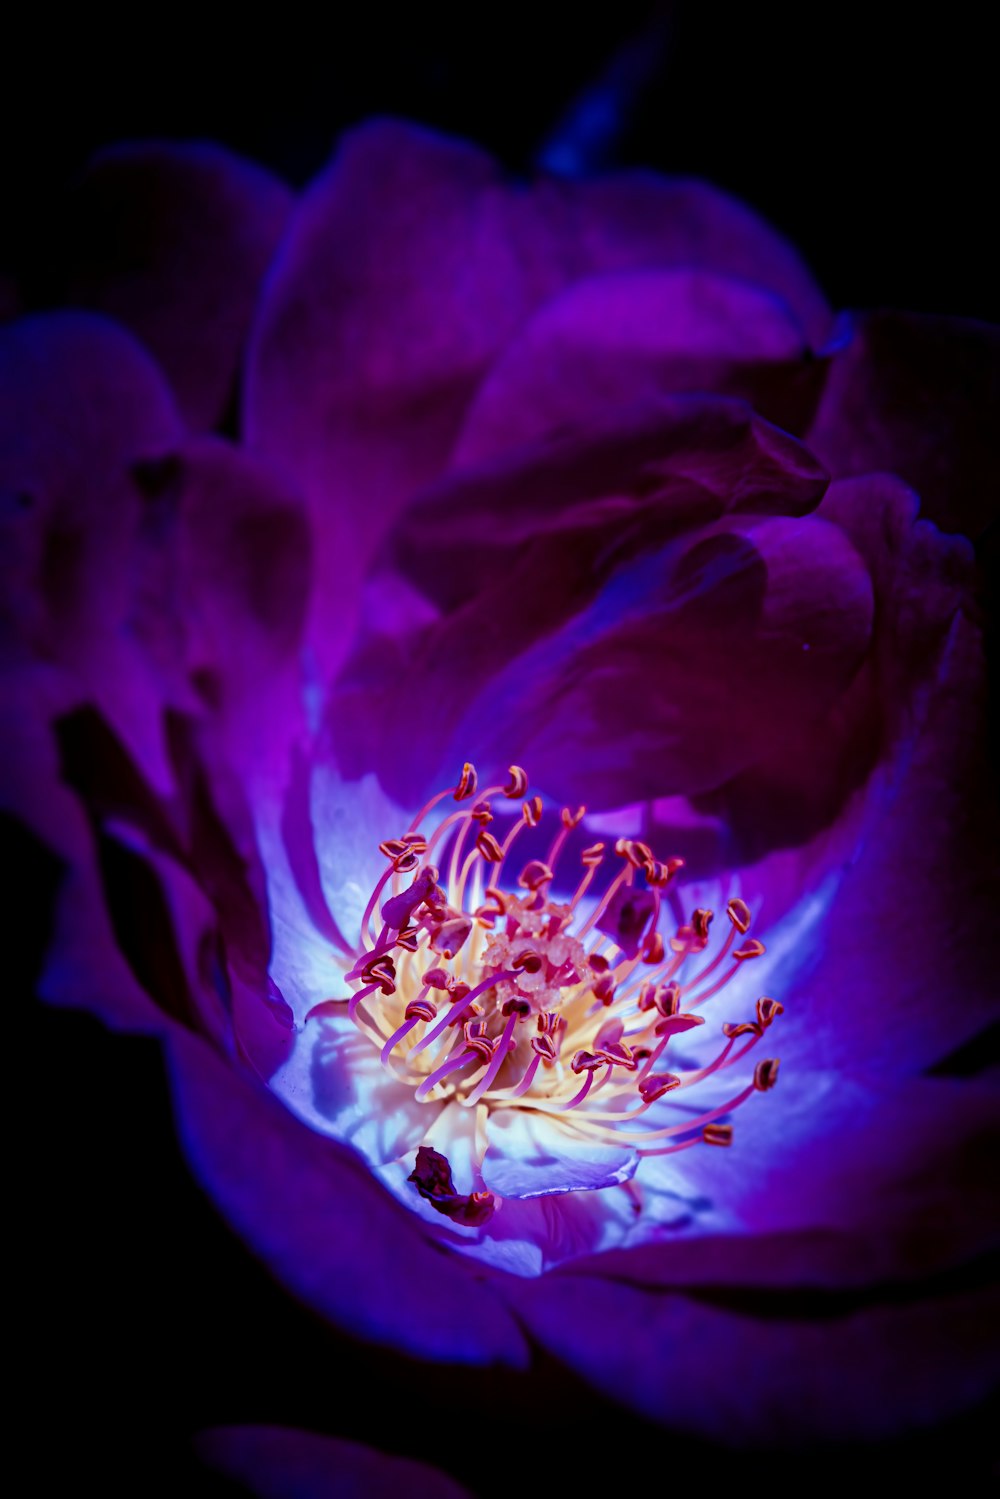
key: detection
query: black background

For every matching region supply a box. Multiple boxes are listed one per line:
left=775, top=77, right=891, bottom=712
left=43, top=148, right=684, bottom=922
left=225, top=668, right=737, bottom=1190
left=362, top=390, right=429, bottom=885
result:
left=11, top=4, right=997, bottom=1493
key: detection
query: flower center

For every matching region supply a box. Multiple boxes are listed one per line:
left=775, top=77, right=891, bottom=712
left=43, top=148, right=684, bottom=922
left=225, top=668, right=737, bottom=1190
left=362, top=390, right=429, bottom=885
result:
left=307, top=763, right=781, bottom=1221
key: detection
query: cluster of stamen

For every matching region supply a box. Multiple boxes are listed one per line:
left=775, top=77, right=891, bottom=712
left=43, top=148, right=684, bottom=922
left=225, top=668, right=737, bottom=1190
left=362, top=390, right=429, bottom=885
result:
left=307, top=764, right=781, bottom=1175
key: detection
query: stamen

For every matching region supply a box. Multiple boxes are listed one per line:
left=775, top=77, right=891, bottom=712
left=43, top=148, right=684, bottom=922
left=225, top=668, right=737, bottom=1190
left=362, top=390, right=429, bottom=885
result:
left=324, top=764, right=784, bottom=1212
left=503, top=765, right=528, bottom=798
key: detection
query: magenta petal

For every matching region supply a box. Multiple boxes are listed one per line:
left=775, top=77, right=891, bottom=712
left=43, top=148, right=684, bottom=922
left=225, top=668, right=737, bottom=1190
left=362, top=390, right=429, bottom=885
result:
left=245, top=120, right=535, bottom=678
left=67, top=141, right=292, bottom=430
left=331, top=397, right=832, bottom=804
left=773, top=616, right=997, bottom=1074
left=246, top=121, right=828, bottom=677
left=166, top=1026, right=528, bottom=1368
left=374, top=510, right=870, bottom=810
left=568, top=170, right=831, bottom=348
left=699, top=470, right=984, bottom=860
left=454, top=268, right=812, bottom=466
left=753, top=480, right=997, bottom=1074
left=808, top=310, right=1000, bottom=540
left=196, top=1426, right=472, bottom=1499
left=511, top=1273, right=1000, bottom=1442
left=504, top=512, right=872, bottom=805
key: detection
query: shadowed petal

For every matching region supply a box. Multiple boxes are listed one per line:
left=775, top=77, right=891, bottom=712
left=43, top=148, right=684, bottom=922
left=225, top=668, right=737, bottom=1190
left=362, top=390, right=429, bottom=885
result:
left=66, top=141, right=293, bottom=430
left=510, top=1273, right=1000, bottom=1443
left=738, top=482, right=998, bottom=1075
left=166, top=1025, right=529, bottom=1368
left=0, top=311, right=182, bottom=782
left=330, top=398, right=834, bottom=805
left=454, top=268, right=817, bottom=467
left=808, top=311, right=1000, bottom=540
left=196, top=1426, right=473, bottom=1499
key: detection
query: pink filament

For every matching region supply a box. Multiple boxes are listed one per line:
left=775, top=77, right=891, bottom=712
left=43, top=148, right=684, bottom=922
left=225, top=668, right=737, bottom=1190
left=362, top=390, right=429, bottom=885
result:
left=463, top=1010, right=520, bottom=1107
left=415, top=1047, right=478, bottom=1101
left=409, top=967, right=521, bottom=1056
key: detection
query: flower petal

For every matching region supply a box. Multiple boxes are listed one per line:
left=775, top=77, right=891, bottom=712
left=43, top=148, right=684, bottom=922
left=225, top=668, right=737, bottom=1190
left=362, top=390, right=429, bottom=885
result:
left=354, top=508, right=871, bottom=810
left=330, top=397, right=833, bottom=805
left=511, top=1272, right=1000, bottom=1442
left=246, top=120, right=828, bottom=677
left=488, top=511, right=872, bottom=807
left=482, top=1106, right=639, bottom=1198
left=453, top=268, right=817, bottom=467
left=166, top=1025, right=528, bottom=1368
left=0, top=310, right=183, bottom=784
left=634, top=1069, right=1000, bottom=1277
left=196, top=1426, right=473, bottom=1499
left=155, top=437, right=313, bottom=787
left=66, top=141, right=293, bottom=430
left=808, top=311, right=1000, bottom=540
left=750, top=482, right=997, bottom=1074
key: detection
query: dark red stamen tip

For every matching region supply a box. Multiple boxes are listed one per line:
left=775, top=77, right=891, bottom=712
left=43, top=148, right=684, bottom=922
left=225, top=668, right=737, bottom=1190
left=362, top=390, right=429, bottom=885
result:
left=407, top=1145, right=496, bottom=1227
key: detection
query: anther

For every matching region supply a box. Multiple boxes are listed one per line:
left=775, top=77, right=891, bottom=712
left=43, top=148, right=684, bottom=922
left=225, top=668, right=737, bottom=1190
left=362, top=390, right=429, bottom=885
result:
left=471, top=799, right=493, bottom=825
left=475, top=830, right=504, bottom=861
left=757, top=997, right=784, bottom=1027
left=405, top=998, right=438, bottom=1023
left=638, top=1073, right=681, bottom=1103
left=723, top=1019, right=761, bottom=1039
left=571, top=1050, right=606, bottom=1074
left=518, top=859, right=553, bottom=891
left=522, top=796, right=544, bottom=827
left=734, top=938, right=766, bottom=962
left=455, top=763, right=478, bottom=800
left=504, top=765, right=528, bottom=798
left=561, top=806, right=586, bottom=828
left=379, top=838, right=408, bottom=860
left=597, top=1040, right=636, bottom=1070
left=727, top=897, right=751, bottom=934
left=581, top=842, right=606, bottom=866
left=512, top=949, right=543, bottom=974
left=703, top=1124, right=734, bottom=1147
left=692, top=907, right=714, bottom=942
left=473, top=887, right=507, bottom=925
left=361, top=955, right=396, bottom=995
left=654, top=1010, right=704, bottom=1036
left=592, top=972, right=617, bottom=1006
left=615, top=837, right=654, bottom=869
left=641, top=932, right=666, bottom=964
left=754, top=1057, right=780, bottom=1091
left=464, top=1019, right=495, bottom=1063
left=656, top=982, right=681, bottom=1016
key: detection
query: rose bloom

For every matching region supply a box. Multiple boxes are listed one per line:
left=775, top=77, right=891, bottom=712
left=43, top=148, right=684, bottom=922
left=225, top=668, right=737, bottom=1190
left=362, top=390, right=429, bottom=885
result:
left=4, top=121, right=998, bottom=1479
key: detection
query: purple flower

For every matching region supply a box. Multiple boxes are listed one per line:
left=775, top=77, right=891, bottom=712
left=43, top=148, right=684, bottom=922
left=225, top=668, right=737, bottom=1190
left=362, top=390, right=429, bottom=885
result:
left=4, top=121, right=998, bottom=1460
